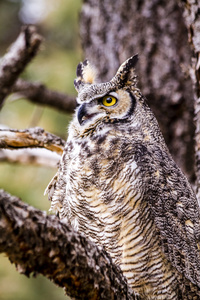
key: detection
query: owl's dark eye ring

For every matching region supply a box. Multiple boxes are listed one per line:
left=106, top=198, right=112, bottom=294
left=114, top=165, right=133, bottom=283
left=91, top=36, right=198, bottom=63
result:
left=101, top=95, right=117, bottom=107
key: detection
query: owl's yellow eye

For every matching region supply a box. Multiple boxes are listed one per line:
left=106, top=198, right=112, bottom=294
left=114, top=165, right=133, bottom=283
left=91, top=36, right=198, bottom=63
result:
left=102, top=95, right=117, bottom=107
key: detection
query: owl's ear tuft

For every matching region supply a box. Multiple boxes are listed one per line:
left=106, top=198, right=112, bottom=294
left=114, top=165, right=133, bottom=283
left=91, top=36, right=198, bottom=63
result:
left=113, top=54, right=139, bottom=89
left=74, top=60, right=98, bottom=92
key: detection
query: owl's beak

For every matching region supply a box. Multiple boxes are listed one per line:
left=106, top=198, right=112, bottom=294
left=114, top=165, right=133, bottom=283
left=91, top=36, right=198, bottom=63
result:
left=77, top=103, right=98, bottom=125
left=77, top=103, right=86, bottom=125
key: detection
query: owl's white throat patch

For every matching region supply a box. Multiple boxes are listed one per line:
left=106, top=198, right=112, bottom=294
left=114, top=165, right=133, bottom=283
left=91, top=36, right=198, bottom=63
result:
left=81, top=113, right=98, bottom=124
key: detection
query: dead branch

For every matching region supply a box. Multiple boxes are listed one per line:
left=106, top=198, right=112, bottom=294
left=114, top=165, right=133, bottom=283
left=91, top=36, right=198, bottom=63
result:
left=0, top=148, right=60, bottom=168
left=0, top=190, right=137, bottom=300
left=12, top=79, right=76, bottom=113
left=0, top=127, right=65, bottom=155
left=0, top=26, right=42, bottom=108
left=0, top=24, right=76, bottom=113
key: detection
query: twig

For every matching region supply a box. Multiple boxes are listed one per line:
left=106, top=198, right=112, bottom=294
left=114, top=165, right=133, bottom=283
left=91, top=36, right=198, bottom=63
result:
left=0, top=149, right=60, bottom=168
left=0, top=25, right=42, bottom=108
left=0, top=190, right=137, bottom=300
left=0, top=127, right=65, bottom=155
left=12, top=79, right=76, bottom=113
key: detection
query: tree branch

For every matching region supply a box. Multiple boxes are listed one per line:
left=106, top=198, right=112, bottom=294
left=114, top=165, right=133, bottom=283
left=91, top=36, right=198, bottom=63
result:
left=0, top=127, right=65, bottom=155
left=12, top=79, right=76, bottom=113
left=0, top=24, right=76, bottom=113
left=0, top=148, right=60, bottom=168
left=0, top=190, right=137, bottom=300
left=0, top=25, right=42, bottom=108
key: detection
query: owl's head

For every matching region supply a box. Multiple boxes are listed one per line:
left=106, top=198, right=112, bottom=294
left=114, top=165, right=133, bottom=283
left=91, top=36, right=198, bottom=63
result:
left=73, top=55, right=142, bottom=130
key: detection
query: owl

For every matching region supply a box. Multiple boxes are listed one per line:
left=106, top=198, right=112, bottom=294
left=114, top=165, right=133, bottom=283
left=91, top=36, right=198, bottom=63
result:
left=46, top=55, right=200, bottom=299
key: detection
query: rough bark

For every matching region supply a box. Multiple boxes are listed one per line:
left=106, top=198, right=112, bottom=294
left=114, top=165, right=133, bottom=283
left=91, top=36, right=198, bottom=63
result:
left=0, top=25, right=42, bottom=108
left=0, top=127, right=65, bottom=155
left=0, top=190, right=138, bottom=300
left=178, top=0, right=200, bottom=201
left=80, top=0, right=195, bottom=182
left=0, top=25, right=76, bottom=114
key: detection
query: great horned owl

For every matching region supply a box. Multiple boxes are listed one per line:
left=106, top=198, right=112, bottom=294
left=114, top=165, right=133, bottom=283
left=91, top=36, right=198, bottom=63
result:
left=46, top=55, right=200, bottom=299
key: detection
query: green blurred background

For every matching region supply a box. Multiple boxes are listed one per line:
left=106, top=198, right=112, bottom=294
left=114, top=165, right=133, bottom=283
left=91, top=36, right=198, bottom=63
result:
left=0, top=0, right=82, bottom=299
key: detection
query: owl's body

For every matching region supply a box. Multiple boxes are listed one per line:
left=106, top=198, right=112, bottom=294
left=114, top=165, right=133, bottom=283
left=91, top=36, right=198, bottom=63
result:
left=46, top=56, right=200, bottom=299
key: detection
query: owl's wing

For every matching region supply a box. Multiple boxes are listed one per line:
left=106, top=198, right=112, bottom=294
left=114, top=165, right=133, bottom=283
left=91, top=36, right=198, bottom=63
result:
left=44, top=172, right=58, bottom=201
left=144, top=145, right=200, bottom=288
left=153, top=194, right=200, bottom=288
left=151, top=153, right=200, bottom=288
left=44, top=151, right=67, bottom=215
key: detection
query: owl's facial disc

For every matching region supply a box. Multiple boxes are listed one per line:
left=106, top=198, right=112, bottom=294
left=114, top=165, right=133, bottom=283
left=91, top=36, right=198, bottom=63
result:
left=77, top=103, right=99, bottom=125
left=77, top=92, right=119, bottom=125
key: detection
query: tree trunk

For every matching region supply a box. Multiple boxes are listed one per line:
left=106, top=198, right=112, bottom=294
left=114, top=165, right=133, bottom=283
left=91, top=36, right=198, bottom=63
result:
left=80, top=0, right=195, bottom=183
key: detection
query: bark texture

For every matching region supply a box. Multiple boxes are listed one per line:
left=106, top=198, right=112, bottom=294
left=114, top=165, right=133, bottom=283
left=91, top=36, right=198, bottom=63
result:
left=0, top=26, right=76, bottom=114
left=0, top=26, right=42, bottom=108
left=0, top=190, right=137, bottom=300
left=179, top=0, right=200, bottom=201
left=80, top=0, right=195, bottom=182
left=0, top=127, right=65, bottom=155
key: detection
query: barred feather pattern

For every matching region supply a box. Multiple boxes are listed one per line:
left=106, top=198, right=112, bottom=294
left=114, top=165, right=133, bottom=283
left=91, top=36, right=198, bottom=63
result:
left=47, top=56, right=200, bottom=299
